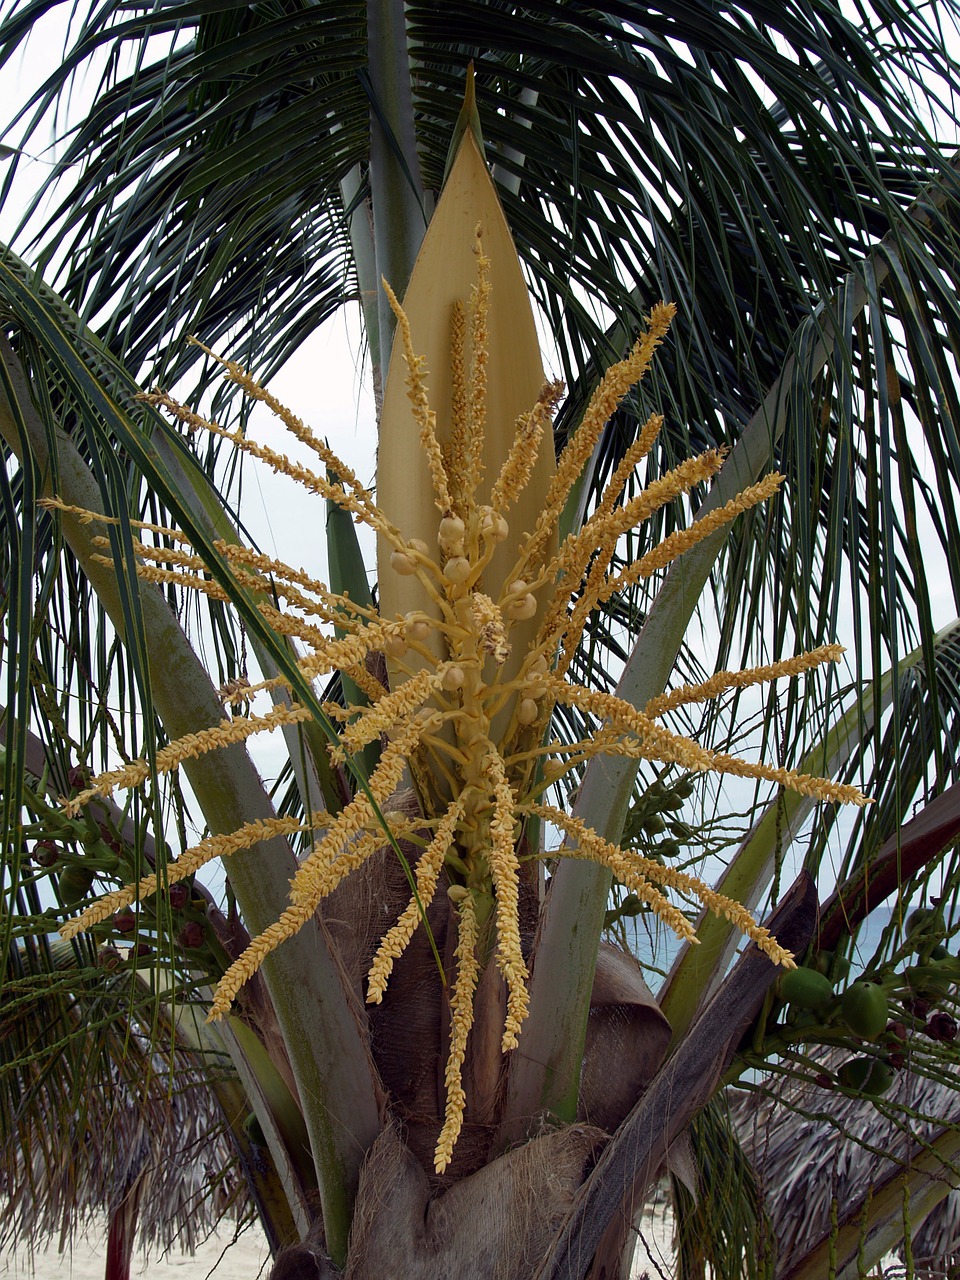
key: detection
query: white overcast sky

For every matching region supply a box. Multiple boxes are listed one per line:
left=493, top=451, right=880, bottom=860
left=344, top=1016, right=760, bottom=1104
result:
left=5, top=4, right=960, bottom=912
left=0, top=5, right=381, bottom=599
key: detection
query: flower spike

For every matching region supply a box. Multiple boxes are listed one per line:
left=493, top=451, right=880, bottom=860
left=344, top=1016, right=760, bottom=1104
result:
left=53, top=147, right=867, bottom=1175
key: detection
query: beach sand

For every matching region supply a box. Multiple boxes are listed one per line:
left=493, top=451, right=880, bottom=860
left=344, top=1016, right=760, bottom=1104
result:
left=0, top=1223, right=272, bottom=1278
left=630, top=1203, right=677, bottom=1278
left=0, top=1208, right=674, bottom=1278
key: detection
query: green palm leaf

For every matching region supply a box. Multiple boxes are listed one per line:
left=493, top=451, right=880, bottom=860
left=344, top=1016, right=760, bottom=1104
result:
left=3, top=1, right=960, bottom=1272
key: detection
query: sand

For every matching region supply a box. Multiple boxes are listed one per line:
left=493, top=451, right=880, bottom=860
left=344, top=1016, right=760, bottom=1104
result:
left=630, top=1203, right=678, bottom=1278
left=0, top=1209, right=674, bottom=1278
left=0, top=1222, right=272, bottom=1278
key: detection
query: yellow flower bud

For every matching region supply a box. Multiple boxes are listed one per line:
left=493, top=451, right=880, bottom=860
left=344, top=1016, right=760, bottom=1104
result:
left=441, top=665, right=466, bottom=691
left=516, top=698, right=539, bottom=725
left=444, top=556, right=472, bottom=584
left=447, top=884, right=469, bottom=903
left=508, top=592, right=537, bottom=621
left=383, top=632, right=408, bottom=657
left=390, top=550, right=417, bottom=576
left=480, top=506, right=509, bottom=542
left=405, top=615, right=431, bottom=643
left=438, top=514, right=466, bottom=554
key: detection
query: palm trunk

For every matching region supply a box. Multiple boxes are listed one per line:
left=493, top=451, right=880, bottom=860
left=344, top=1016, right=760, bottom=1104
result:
left=105, top=1187, right=140, bottom=1280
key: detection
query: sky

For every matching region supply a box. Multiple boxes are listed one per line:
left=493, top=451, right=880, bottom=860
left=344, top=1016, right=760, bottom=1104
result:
left=0, top=2, right=383, bottom=599
left=4, top=3, right=960, bottom=925
left=0, top=14, right=388, bottom=875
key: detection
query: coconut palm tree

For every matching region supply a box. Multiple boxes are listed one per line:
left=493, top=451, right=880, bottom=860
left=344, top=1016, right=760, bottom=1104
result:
left=2, top=3, right=960, bottom=1277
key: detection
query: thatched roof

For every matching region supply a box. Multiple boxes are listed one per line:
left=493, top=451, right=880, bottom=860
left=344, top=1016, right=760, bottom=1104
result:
left=0, top=943, right=251, bottom=1263
left=730, top=1041, right=960, bottom=1273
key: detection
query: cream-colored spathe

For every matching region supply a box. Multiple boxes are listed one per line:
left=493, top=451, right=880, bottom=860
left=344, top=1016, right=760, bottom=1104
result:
left=376, top=129, right=557, bottom=753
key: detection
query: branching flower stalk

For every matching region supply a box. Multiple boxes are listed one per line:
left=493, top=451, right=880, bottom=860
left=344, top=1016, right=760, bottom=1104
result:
left=51, top=233, right=867, bottom=1175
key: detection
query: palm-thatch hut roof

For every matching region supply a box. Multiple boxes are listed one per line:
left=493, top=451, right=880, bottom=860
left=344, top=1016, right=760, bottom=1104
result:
left=0, top=939, right=251, bottom=1268
left=731, top=1041, right=960, bottom=1276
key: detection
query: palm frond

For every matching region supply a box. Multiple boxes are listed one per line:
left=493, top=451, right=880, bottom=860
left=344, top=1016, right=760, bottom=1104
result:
left=0, top=940, right=251, bottom=1258
left=2, top=2, right=960, bottom=1271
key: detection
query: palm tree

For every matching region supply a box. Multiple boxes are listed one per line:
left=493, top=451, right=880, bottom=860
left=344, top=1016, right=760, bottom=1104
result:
left=2, top=3, right=960, bottom=1277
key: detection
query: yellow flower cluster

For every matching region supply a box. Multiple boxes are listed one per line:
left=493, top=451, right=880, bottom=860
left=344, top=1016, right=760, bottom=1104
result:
left=367, top=799, right=464, bottom=1004
left=529, top=803, right=794, bottom=966
left=487, top=752, right=529, bottom=1050
left=61, top=702, right=313, bottom=818
left=435, top=889, right=480, bottom=1173
left=384, top=278, right=453, bottom=514
left=643, top=645, right=846, bottom=719
left=59, top=814, right=328, bottom=939
left=53, top=236, right=868, bottom=1174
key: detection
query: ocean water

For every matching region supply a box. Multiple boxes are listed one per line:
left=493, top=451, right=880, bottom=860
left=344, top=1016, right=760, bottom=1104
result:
left=627, top=902, right=917, bottom=997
